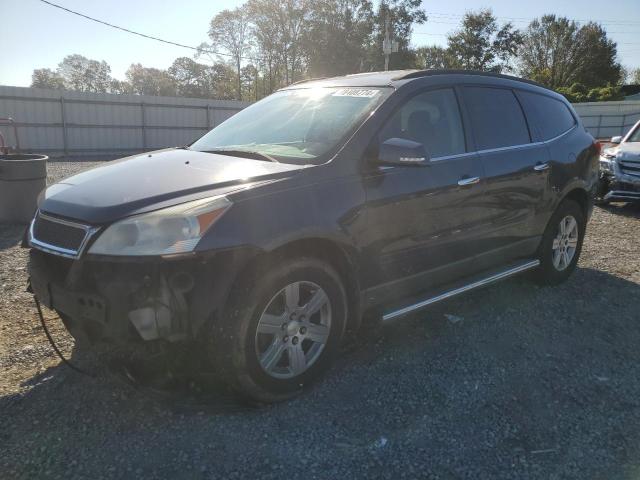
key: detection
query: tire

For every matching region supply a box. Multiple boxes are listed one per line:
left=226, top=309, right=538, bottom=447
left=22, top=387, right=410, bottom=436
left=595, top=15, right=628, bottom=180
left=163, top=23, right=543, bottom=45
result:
left=209, top=257, right=347, bottom=403
left=534, top=199, right=585, bottom=285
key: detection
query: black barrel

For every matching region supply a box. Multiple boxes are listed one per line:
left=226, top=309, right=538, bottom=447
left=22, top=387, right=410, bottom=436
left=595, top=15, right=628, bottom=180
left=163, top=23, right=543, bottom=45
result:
left=0, top=154, right=48, bottom=223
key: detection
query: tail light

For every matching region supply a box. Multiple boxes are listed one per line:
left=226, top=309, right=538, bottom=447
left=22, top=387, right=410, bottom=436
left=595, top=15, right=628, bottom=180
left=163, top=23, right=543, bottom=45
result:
left=594, top=140, right=602, bottom=155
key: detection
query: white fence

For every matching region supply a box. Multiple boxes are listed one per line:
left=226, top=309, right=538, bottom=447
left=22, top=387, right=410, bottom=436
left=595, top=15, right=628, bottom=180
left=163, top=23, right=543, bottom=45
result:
left=0, top=86, right=250, bottom=158
left=573, top=100, right=640, bottom=140
left=1, top=86, right=638, bottom=157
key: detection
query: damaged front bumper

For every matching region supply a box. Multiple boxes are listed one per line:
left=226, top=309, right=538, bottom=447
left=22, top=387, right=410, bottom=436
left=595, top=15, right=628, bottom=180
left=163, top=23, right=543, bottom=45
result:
left=27, top=248, right=248, bottom=345
left=599, top=156, right=640, bottom=202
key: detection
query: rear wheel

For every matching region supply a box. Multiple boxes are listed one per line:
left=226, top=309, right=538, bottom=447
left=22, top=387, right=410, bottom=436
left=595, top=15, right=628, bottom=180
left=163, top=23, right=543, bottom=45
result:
left=534, top=199, right=585, bottom=285
left=210, top=257, right=347, bottom=403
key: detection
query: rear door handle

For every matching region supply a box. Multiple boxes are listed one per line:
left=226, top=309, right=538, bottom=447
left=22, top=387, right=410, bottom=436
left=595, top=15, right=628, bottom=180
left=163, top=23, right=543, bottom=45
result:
left=534, top=162, right=550, bottom=171
left=457, top=176, right=480, bottom=186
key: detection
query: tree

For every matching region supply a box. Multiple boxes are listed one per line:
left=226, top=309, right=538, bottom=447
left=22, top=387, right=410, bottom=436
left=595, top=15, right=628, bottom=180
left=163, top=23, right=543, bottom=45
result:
left=31, top=68, right=65, bottom=89
left=631, top=68, right=640, bottom=85
left=446, top=9, right=523, bottom=72
left=109, top=79, right=133, bottom=94
left=303, top=0, right=375, bottom=77
left=247, top=0, right=282, bottom=93
left=125, top=64, right=177, bottom=96
left=414, top=45, right=456, bottom=69
left=168, top=57, right=215, bottom=98
left=57, top=54, right=112, bottom=92
left=519, top=15, right=622, bottom=89
left=367, top=0, right=427, bottom=71
left=209, top=63, right=238, bottom=100
left=574, top=23, right=622, bottom=88
left=557, top=82, right=624, bottom=102
left=208, top=7, right=252, bottom=100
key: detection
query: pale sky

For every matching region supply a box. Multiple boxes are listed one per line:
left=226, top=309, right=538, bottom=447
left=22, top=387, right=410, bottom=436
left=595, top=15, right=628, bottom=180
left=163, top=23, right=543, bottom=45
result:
left=1, top=0, right=639, bottom=87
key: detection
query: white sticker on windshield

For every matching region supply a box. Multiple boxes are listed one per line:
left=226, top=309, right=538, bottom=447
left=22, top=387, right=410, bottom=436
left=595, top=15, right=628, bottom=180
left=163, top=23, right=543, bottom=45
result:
left=332, top=89, right=380, bottom=98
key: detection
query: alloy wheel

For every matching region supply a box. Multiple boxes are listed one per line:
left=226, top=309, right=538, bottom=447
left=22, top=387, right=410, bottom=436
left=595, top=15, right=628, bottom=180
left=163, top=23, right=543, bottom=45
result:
left=551, top=215, right=579, bottom=271
left=255, top=281, right=332, bottom=379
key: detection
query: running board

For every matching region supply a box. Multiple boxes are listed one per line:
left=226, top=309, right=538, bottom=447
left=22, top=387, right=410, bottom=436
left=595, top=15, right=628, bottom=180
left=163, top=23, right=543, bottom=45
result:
left=382, top=259, right=540, bottom=322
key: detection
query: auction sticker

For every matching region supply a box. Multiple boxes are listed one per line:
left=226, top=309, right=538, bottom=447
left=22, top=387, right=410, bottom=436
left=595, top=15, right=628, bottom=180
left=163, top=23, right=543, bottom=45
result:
left=332, top=89, right=380, bottom=98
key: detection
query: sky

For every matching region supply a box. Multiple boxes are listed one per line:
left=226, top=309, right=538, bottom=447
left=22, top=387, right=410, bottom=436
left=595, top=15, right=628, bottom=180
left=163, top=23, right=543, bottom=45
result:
left=1, top=0, right=639, bottom=87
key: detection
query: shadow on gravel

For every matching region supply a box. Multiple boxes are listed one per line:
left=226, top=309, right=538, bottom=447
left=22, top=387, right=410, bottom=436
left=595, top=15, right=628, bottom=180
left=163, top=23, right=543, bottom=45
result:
left=2, top=265, right=640, bottom=477
left=599, top=202, right=640, bottom=218
left=0, top=223, right=26, bottom=251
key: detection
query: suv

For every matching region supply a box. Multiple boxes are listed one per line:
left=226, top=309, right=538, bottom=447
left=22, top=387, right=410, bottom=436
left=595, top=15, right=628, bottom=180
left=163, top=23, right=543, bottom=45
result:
left=26, top=70, right=599, bottom=402
left=597, top=119, right=640, bottom=203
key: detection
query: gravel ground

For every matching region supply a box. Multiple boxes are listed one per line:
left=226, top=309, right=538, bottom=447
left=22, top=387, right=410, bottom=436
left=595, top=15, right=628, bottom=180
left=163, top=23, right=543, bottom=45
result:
left=1, top=160, right=640, bottom=479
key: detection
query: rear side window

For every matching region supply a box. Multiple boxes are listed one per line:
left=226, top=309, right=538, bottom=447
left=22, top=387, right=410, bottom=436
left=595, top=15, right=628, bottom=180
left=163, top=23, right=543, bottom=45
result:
left=463, top=87, right=531, bottom=150
left=518, top=91, right=576, bottom=141
left=378, top=88, right=466, bottom=158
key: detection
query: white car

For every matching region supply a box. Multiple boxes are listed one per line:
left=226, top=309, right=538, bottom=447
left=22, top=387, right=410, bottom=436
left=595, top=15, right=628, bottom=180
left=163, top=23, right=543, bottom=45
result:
left=598, top=119, right=640, bottom=203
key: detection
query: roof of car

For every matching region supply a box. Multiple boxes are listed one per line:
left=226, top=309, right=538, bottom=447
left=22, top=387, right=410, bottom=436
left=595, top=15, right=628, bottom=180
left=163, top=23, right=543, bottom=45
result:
left=281, top=69, right=548, bottom=90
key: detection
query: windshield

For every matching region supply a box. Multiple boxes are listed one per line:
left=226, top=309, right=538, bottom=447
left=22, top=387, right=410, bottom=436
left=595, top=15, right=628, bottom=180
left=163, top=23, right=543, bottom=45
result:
left=627, top=123, right=640, bottom=143
left=190, top=87, right=391, bottom=164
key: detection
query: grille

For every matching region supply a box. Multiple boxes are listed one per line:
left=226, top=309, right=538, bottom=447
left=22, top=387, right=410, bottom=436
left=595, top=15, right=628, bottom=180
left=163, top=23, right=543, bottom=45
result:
left=620, top=161, right=640, bottom=177
left=31, top=213, right=89, bottom=255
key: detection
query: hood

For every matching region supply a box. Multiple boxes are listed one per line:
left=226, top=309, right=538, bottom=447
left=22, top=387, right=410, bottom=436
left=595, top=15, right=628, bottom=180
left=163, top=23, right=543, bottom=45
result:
left=40, top=148, right=305, bottom=224
left=605, top=142, right=640, bottom=161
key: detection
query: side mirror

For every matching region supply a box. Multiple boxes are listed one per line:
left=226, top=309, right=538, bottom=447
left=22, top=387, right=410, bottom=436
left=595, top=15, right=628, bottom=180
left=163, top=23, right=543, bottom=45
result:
left=610, top=136, right=623, bottom=144
left=374, top=137, right=430, bottom=167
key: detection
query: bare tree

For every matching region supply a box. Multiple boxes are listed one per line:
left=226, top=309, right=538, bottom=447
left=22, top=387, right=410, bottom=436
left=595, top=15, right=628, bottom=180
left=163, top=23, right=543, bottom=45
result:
left=208, top=7, right=252, bottom=100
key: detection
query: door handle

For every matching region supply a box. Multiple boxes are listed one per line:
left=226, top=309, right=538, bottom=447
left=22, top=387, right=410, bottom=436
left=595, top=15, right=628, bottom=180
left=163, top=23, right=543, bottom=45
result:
left=457, top=176, right=480, bottom=186
left=534, top=162, right=550, bottom=172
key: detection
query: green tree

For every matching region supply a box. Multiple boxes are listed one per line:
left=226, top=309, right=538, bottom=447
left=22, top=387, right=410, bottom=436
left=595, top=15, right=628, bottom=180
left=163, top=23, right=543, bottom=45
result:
left=109, top=79, right=133, bottom=94
left=303, top=0, right=375, bottom=77
left=367, top=0, right=427, bottom=71
left=414, top=45, right=456, bottom=69
left=125, top=64, right=176, bottom=96
left=446, top=9, right=523, bottom=72
left=168, top=57, right=215, bottom=98
left=56, top=54, right=112, bottom=92
left=31, top=68, right=65, bottom=90
left=209, top=63, right=239, bottom=100
left=519, top=15, right=621, bottom=89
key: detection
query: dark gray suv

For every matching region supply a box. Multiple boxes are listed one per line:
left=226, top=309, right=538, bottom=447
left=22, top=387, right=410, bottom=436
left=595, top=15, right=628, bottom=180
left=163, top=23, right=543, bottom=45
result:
left=27, top=70, right=599, bottom=402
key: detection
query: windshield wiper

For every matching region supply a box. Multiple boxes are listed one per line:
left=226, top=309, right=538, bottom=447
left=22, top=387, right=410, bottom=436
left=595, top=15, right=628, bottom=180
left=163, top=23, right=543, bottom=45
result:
left=200, top=149, right=279, bottom=163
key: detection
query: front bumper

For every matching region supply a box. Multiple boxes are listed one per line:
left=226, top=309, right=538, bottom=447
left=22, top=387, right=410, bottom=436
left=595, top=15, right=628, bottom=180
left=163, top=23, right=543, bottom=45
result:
left=27, top=248, right=249, bottom=344
left=599, top=157, right=640, bottom=202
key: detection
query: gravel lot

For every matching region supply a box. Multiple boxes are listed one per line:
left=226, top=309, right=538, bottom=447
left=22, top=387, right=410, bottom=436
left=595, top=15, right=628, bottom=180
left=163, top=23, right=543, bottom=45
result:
left=1, top=160, right=640, bottom=479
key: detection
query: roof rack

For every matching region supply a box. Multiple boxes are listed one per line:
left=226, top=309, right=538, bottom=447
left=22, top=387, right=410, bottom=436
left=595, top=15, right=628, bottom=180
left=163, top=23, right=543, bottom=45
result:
left=393, top=69, right=547, bottom=89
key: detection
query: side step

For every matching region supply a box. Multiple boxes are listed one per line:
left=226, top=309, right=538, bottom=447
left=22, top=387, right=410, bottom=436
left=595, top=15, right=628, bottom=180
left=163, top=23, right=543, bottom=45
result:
left=382, top=259, right=540, bottom=322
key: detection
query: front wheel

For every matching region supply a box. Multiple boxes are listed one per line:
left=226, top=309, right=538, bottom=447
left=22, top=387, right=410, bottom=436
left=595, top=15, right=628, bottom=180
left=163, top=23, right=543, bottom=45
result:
left=534, top=199, right=585, bottom=285
left=210, top=257, right=347, bottom=403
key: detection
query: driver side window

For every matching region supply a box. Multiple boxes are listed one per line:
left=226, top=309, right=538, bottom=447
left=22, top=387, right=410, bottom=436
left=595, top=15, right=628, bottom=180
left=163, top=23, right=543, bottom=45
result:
left=379, top=88, right=466, bottom=159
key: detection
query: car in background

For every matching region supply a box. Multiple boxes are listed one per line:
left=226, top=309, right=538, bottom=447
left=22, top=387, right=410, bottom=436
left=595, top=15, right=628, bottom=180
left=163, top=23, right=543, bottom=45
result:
left=597, top=119, right=640, bottom=203
left=26, top=70, right=599, bottom=403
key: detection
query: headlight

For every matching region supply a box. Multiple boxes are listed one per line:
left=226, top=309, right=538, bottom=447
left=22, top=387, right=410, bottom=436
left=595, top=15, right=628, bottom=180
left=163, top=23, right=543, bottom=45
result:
left=88, top=196, right=231, bottom=256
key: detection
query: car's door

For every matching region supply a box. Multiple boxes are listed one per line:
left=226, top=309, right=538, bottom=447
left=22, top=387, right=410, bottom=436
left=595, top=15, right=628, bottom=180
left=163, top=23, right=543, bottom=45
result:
left=361, top=87, right=489, bottom=305
left=516, top=89, right=581, bottom=235
left=460, top=86, right=550, bottom=264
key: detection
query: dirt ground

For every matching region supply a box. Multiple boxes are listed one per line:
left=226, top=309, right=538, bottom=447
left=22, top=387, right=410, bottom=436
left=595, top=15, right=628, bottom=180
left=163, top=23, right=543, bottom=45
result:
left=1, top=161, right=640, bottom=479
